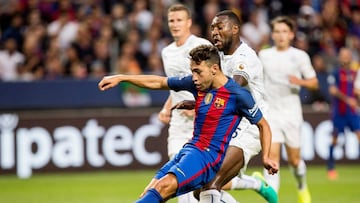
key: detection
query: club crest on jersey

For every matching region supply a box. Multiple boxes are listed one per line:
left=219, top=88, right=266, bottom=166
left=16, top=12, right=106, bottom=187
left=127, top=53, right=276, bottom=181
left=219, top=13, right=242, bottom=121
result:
left=204, top=93, right=213, bottom=104
left=214, top=97, right=225, bottom=108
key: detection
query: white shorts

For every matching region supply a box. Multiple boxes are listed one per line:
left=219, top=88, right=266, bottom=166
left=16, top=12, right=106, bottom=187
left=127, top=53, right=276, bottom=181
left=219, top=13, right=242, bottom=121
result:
left=268, top=116, right=302, bottom=148
left=167, top=125, right=193, bottom=159
left=229, top=120, right=261, bottom=173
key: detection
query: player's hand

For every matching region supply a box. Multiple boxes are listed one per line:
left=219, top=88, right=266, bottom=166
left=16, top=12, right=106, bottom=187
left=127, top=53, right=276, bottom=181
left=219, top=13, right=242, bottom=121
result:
left=158, top=108, right=171, bottom=124
left=263, top=158, right=279, bottom=175
left=98, top=75, right=122, bottom=91
left=171, top=100, right=196, bottom=110
left=346, top=97, right=358, bottom=109
left=288, top=75, right=301, bottom=85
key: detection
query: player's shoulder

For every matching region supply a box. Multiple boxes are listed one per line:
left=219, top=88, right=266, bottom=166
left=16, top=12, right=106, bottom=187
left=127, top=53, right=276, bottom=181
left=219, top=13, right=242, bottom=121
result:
left=289, top=46, right=310, bottom=57
left=226, top=78, right=249, bottom=94
left=258, top=46, right=275, bottom=56
left=188, top=35, right=212, bottom=46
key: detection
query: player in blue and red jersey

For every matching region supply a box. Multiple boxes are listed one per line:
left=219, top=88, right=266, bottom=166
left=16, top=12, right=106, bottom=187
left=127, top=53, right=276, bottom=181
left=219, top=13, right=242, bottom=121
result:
left=98, top=44, right=278, bottom=203
left=327, top=47, right=360, bottom=180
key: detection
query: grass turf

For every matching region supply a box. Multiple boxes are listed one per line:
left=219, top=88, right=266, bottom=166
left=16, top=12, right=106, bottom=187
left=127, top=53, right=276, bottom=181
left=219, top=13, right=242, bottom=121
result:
left=0, top=164, right=359, bottom=203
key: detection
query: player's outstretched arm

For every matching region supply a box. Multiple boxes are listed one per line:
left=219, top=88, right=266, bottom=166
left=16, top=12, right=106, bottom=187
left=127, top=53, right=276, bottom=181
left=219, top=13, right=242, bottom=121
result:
left=98, top=74, right=170, bottom=91
left=256, top=117, right=279, bottom=175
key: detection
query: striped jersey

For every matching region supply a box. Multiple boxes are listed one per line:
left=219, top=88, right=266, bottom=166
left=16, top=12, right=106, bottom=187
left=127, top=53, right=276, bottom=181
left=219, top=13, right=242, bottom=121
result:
left=167, top=75, right=263, bottom=154
left=328, top=67, right=358, bottom=115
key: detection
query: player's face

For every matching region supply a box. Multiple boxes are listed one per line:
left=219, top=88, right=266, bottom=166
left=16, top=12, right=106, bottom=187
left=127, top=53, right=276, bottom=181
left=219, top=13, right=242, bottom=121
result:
left=271, top=22, right=294, bottom=50
left=191, top=61, right=214, bottom=91
left=210, top=16, right=233, bottom=52
left=338, top=48, right=352, bottom=68
left=168, top=10, right=191, bottom=40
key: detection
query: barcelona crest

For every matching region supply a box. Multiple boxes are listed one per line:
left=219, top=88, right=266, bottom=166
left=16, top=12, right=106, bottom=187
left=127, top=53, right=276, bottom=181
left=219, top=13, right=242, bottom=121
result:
left=214, top=97, right=225, bottom=108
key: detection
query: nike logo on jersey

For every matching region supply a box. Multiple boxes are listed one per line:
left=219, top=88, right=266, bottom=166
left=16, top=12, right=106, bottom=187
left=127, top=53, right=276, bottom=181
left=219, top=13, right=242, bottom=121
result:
left=176, top=167, right=186, bottom=177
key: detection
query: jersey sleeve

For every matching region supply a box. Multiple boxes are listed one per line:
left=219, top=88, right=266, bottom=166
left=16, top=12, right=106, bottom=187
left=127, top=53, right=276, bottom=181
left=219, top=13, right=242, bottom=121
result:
left=236, top=89, right=263, bottom=124
left=167, top=75, right=196, bottom=94
left=230, top=55, right=259, bottom=83
left=299, top=51, right=316, bottom=79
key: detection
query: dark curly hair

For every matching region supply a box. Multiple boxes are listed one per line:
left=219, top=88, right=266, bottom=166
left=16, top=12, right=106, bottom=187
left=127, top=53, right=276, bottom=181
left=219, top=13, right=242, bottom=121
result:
left=189, top=45, right=221, bottom=69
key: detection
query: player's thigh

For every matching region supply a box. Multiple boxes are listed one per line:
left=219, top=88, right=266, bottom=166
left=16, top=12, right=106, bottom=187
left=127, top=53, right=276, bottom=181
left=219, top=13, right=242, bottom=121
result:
left=229, top=124, right=261, bottom=170
left=169, top=146, right=218, bottom=196
left=284, top=145, right=301, bottom=166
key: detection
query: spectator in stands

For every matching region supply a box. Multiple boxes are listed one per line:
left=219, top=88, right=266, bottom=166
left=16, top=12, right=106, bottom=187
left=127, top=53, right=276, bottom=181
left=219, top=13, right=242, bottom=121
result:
left=0, top=37, right=25, bottom=81
left=242, top=8, right=270, bottom=52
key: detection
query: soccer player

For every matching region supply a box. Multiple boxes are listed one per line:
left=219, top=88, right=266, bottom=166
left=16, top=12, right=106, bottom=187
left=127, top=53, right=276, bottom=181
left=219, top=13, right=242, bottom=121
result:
left=327, top=47, right=360, bottom=180
left=258, top=16, right=318, bottom=203
left=98, top=44, right=278, bottom=203
left=196, top=10, right=278, bottom=203
left=158, top=4, right=211, bottom=202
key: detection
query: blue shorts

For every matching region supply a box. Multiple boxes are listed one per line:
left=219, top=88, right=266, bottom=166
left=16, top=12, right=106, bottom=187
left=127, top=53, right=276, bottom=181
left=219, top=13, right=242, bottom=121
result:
left=332, top=113, right=360, bottom=134
left=154, top=144, right=223, bottom=196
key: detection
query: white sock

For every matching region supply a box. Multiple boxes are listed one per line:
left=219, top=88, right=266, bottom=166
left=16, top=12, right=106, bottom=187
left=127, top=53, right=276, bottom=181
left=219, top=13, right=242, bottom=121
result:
left=199, top=189, right=221, bottom=203
left=290, top=159, right=307, bottom=190
left=264, top=168, right=280, bottom=193
left=178, top=191, right=198, bottom=203
left=230, top=175, right=261, bottom=191
left=220, top=190, right=239, bottom=203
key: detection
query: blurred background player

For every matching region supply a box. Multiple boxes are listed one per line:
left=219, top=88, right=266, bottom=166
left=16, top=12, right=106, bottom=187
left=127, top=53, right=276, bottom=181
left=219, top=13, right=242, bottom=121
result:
left=258, top=16, right=318, bottom=203
left=157, top=4, right=211, bottom=203
left=327, top=47, right=360, bottom=180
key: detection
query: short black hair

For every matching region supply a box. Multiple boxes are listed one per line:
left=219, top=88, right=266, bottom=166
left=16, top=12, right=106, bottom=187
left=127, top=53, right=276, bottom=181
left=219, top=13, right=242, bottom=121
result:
left=189, top=45, right=220, bottom=68
left=215, top=10, right=241, bottom=26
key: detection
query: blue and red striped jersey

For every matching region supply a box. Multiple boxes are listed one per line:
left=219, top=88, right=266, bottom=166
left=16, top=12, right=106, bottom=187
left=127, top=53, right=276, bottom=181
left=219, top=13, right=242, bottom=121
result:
left=167, top=75, right=262, bottom=154
left=330, top=67, right=357, bottom=115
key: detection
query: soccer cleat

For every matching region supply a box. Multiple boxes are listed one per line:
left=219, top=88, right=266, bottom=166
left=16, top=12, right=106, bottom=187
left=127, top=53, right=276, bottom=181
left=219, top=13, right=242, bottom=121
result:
left=252, top=171, right=278, bottom=203
left=298, top=185, right=311, bottom=203
left=327, top=169, right=338, bottom=180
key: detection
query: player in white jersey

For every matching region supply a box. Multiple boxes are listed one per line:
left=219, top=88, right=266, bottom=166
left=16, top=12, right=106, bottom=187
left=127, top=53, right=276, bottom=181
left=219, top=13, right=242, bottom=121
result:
left=196, top=10, right=278, bottom=203
left=158, top=4, right=211, bottom=203
left=258, top=16, right=318, bottom=203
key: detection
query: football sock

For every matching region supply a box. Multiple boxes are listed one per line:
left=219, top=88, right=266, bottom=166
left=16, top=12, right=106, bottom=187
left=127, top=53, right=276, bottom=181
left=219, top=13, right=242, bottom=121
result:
left=264, top=168, right=280, bottom=193
left=199, top=189, right=221, bottom=203
left=230, top=175, right=261, bottom=191
left=135, top=188, right=163, bottom=203
left=220, top=190, right=238, bottom=203
left=327, top=144, right=335, bottom=170
left=178, top=191, right=198, bottom=203
left=290, top=160, right=307, bottom=190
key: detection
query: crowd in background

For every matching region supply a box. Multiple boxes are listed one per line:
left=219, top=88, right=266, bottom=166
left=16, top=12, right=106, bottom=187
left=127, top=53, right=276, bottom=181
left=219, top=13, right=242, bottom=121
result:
left=1, top=0, right=360, bottom=106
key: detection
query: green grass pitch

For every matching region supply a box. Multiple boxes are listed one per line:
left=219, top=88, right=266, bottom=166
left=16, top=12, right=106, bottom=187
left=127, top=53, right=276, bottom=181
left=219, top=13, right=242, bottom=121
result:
left=0, top=164, right=359, bottom=203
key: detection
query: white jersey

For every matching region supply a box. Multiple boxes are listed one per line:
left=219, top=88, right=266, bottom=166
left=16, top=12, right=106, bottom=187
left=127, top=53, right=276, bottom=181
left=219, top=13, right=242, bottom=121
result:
left=220, top=42, right=268, bottom=116
left=259, top=46, right=316, bottom=123
left=161, top=35, right=211, bottom=128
